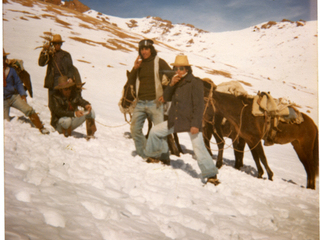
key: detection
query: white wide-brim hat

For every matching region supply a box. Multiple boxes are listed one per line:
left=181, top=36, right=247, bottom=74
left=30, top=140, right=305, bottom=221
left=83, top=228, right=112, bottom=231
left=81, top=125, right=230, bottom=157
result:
left=170, top=54, right=192, bottom=66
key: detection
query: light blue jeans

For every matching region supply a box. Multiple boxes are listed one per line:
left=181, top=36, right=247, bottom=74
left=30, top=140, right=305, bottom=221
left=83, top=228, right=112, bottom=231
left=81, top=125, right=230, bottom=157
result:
left=130, top=100, right=164, bottom=158
left=55, top=109, right=95, bottom=133
left=3, top=94, right=34, bottom=121
left=144, top=121, right=219, bottom=178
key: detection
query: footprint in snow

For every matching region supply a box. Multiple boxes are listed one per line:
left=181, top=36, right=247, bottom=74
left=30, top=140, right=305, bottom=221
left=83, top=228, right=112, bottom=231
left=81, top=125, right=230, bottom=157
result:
left=15, top=190, right=31, bottom=203
left=41, top=210, right=66, bottom=228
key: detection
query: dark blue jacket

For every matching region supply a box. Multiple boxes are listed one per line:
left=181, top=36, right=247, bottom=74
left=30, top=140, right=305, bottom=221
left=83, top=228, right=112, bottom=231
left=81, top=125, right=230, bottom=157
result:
left=4, top=66, right=26, bottom=100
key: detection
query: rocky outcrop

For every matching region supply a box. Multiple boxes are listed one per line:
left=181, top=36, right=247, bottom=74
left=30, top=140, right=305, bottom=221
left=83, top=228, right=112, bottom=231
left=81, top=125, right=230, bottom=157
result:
left=39, top=0, right=90, bottom=13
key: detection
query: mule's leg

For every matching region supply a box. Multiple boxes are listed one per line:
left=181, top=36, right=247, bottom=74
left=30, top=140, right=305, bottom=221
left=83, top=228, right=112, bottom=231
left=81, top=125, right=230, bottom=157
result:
left=202, top=122, right=214, bottom=156
left=291, top=140, right=315, bottom=189
left=168, top=134, right=180, bottom=157
left=233, top=137, right=245, bottom=170
left=254, top=142, right=273, bottom=181
left=213, top=115, right=225, bottom=169
left=173, top=133, right=183, bottom=154
left=248, top=144, right=264, bottom=179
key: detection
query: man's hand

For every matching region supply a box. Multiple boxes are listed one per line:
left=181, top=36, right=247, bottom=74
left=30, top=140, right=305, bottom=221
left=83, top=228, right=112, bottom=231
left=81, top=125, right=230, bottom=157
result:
left=75, top=110, right=84, bottom=117
left=134, top=55, right=142, bottom=69
left=158, top=96, right=165, bottom=103
left=85, top=104, right=92, bottom=113
left=190, top=127, right=199, bottom=135
left=21, top=95, right=27, bottom=103
left=170, top=74, right=181, bottom=86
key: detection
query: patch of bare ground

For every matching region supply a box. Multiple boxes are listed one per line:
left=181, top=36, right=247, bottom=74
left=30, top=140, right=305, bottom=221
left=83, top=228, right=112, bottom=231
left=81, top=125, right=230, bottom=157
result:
left=237, top=80, right=252, bottom=87
left=119, top=63, right=127, bottom=66
left=41, top=14, right=56, bottom=19
left=127, top=20, right=138, bottom=28
left=55, top=17, right=72, bottom=29
left=75, top=14, right=136, bottom=40
left=224, top=63, right=237, bottom=69
left=77, top=59, right=91, bottom=64
left=257, top=19, right=306, bottom=31
left=7, top=9, right=41, bottom=20
left=9, top=0, right=34, bottom=7
left=71, top=31, right=81, bottom=36
left=69, top=37, right=134, bottom=52
left=107, top=65, right=114, bottom=68
left=261, top=21, right=277, bottom=29
left=79, top=23, right=92, bottom=29
left=20, top=16, right=28, bottom=21
left=28, top=15, right=41, bottom=19
left=206, top=69, right=232, bottom=79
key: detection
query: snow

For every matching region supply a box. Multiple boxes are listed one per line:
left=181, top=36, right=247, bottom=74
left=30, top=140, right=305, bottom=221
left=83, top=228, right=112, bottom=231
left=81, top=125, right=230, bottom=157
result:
left=3, top=1, right=319, bottom=239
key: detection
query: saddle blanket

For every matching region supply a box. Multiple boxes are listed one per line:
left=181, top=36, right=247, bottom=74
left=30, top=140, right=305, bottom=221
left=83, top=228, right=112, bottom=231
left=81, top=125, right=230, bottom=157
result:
left=252, top=92, right=303, bottom=124
left=215, top=80, right=248, bottom=96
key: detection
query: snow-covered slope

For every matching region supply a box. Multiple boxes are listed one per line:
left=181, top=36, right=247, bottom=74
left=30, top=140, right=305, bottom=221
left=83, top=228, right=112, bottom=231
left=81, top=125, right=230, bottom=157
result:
left=3, top=0, right=319, bottom=239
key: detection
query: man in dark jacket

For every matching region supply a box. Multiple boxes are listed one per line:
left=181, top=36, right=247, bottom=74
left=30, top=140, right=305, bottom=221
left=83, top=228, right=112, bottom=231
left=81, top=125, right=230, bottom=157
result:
left=144, top=54, right=220, bottom=185
left=3, top=49, right=49, bottom=134
left=38, top=34, right=74, bottom=114
left=127, top=39, right=172, bottom=158
left=51, top=76, right=96, bottom=139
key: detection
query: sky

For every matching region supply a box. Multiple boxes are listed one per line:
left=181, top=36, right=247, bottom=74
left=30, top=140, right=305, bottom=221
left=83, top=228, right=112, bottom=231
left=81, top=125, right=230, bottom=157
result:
left=78, top=0, right=317, bottom=32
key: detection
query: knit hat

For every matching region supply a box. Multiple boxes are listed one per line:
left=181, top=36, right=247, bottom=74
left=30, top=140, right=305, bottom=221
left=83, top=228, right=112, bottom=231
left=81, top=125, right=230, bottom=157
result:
left=139, top=39, right=154, bottom=48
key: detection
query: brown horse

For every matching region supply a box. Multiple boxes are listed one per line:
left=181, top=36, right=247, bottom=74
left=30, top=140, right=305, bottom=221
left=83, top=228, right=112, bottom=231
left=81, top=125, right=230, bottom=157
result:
left=210, top=87, right=319, bottom=189
left=119, top=71, right=183, bottom=156
left=202, top=79, right=274, bottom=180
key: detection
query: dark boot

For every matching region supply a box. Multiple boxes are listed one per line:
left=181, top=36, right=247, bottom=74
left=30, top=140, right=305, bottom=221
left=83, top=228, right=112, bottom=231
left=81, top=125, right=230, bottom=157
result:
left=86, top=118, right=97, bottom=140
left=62, top=126, right=72, bottom=137
left=29, top=113, right=49, bottom=134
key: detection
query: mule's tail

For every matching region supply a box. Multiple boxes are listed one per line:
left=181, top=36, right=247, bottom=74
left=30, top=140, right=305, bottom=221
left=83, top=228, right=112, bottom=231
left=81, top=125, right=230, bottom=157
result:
left=313, top=129, right=319, bottom=177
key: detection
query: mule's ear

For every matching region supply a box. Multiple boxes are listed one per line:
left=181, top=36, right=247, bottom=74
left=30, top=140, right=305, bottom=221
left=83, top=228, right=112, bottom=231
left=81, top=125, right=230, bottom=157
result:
left=212, top=83, right=217, bottom=90
left=126, top=70, right=130, bottom=77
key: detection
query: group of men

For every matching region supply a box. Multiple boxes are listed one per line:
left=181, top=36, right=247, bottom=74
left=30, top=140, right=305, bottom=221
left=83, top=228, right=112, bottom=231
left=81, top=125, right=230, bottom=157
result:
left=3, top=35, right=220, bottom=185
left=3, top=34, right=96, bottom=139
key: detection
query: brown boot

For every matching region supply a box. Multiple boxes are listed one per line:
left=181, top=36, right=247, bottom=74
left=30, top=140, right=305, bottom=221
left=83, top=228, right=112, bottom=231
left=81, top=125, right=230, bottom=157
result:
left=29, top=113, right=49, bottom=134
left=62, top=126, right=72, bottom=137
left=207, top=176, right=220, bottom=186
left=86, top=118, right=97, bottom=140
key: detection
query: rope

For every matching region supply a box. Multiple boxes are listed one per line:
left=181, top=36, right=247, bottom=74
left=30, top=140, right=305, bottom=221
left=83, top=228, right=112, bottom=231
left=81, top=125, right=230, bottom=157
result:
left=95, top=120, right=129, bottom=128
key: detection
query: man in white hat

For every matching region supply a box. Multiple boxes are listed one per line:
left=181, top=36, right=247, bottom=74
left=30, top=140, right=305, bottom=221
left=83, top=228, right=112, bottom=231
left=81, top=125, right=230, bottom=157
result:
left=38, top=34, right=74, bottom=115
left=51, top=76, right=96, bottom=139
left=3, top=49, right=49, bottom=134
left=144, top=54, right=220, bottom=185
left=127, top=39, right=173, bottom=159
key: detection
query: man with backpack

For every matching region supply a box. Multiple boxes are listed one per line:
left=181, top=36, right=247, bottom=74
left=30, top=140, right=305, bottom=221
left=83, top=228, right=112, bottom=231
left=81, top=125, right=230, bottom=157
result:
left=4, top=49, right=49, bottom=134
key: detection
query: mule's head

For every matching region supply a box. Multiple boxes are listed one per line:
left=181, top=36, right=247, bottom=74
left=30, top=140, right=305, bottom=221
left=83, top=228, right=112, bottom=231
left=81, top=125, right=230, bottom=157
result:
left=120, top=70, right=136, bottom=109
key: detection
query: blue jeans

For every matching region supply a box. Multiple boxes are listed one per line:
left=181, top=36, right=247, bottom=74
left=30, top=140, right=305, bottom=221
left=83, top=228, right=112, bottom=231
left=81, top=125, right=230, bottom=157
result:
left=130, top=100, right=164, bottom=158
left=144, top=121, right=219, bottom=178
left=55, top=109, right=95, bottom=133
left=3, top=94, right=34, bottom=121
